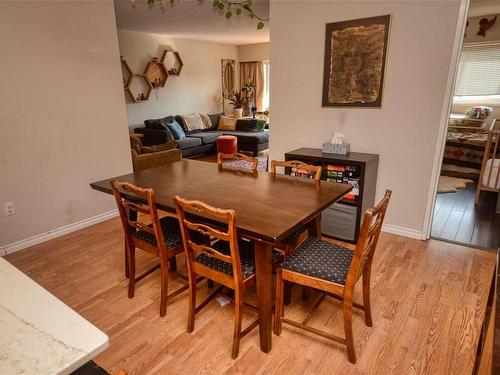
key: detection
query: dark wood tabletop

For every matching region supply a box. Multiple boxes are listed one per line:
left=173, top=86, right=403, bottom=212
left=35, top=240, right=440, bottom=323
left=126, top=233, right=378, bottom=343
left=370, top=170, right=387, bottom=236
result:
left=90, top=159, right=352, bottom=244
left=90, top=158, right=352, bottom=354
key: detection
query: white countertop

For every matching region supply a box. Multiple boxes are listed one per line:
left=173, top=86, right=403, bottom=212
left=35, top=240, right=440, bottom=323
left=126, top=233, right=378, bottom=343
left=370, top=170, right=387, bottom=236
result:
left=0, top=257, right=109, bottom=375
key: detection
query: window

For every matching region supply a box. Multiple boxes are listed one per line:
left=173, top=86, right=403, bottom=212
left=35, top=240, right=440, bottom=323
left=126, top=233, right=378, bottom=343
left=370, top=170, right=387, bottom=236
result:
left=262, top=61, right=270, bottom=111
left=454, top=42, right=500, bottom=98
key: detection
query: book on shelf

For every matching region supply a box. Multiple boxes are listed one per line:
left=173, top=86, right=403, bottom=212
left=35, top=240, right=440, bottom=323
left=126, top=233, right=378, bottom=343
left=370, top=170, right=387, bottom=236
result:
left=291, top=167, right=317, bottom=179
left=326, top=164, right=360, bottom=201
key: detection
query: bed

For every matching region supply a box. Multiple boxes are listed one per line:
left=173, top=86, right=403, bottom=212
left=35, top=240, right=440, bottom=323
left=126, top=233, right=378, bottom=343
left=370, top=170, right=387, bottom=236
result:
left=442, top=115, right=496, bottom=178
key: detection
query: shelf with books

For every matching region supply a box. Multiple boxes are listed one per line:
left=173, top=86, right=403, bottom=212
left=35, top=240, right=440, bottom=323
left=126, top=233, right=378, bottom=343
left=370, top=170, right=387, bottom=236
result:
left=284, top=148, right=379, bottom=243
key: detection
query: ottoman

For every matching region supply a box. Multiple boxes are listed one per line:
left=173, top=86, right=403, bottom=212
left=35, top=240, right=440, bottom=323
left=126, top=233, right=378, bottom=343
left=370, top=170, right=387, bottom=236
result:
left=217, top=135, right=237, bottom=154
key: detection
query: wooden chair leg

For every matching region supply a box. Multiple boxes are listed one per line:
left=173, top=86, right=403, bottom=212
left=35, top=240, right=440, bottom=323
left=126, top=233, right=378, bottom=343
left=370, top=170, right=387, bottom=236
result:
left=168, top=256, right=177, bottom=272
left=124, top=240, right=129, bottom=279
left=362, top=268, right=373, bottom=327
left=159, top=254, right=169, bottom=317
left=343, top=300, right=357, bottom=364
left=302, top=286, right=310, bottom=300
left=274, top=269, right=284, bottom=335
left=187, top=271, right=197, bottom=333
left=475, top=187, right=481, bottom=205
left=127, top=243, right=135, bottom=299
left=284, top=281, right=292, bottom=305
left=231, top=291, right=243, bottom=359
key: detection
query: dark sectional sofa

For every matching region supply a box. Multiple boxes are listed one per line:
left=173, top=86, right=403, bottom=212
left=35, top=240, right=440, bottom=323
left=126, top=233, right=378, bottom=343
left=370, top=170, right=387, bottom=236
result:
left=134, top=113, right=269, bottom=158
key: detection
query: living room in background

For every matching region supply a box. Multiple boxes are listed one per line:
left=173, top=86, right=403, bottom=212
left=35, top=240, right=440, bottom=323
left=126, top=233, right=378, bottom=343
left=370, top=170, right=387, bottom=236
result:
left=430, top=0, right=500, bottom=249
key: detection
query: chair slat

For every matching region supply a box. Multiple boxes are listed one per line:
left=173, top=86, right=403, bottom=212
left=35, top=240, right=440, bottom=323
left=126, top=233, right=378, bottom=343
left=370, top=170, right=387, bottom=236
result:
left=189, top=241, right=233, bottom=264
left=218, top=152, right=259, bottom=172
left=183, top=220, right=229, bottom=241
left=270, top=160, right=322, bottom=180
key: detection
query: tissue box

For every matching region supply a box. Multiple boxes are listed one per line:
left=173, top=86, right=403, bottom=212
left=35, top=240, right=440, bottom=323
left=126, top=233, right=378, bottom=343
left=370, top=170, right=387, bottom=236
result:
left=322, top=142, right=350, bottom=155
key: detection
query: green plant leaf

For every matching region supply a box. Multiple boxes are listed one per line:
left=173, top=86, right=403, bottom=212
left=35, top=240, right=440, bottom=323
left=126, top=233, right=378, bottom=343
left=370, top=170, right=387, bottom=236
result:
left=235, top=7, right=242, bottom=15
left=257, top=21, right=264, bottom=30
left=218, top=2, right=224, bottom=9
left=225, top=10, right=232, bottom=19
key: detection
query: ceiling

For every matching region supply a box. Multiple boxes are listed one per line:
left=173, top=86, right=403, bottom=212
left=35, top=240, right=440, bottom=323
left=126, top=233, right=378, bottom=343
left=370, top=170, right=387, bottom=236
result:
left=469, top=0, right=500, bottom=17
left=113, top=0, right=269, bottom=45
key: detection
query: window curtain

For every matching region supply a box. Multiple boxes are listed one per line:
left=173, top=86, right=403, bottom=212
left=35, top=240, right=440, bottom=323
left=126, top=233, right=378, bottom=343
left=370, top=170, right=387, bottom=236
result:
left=240, top=61, right=264, bottom=110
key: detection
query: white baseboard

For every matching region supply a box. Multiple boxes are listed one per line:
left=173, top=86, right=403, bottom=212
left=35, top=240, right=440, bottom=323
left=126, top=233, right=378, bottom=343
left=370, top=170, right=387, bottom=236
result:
left=0, top=211, right=425, bottom=256
left=0, top=210, right=119, bottom=256
left=382, top=224, right=424, bottom=240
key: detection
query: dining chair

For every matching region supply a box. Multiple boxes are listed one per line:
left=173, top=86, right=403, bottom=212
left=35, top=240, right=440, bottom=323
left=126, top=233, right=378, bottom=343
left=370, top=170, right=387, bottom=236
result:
left=111, top=181, right=189, bottom=317
left=218, top=152, right=259, bottom=172
left=270, top=160, right=323, bottom=255
left=274, top=190, right=392, bottom=364
left=174, top=195, right=281, bottom=359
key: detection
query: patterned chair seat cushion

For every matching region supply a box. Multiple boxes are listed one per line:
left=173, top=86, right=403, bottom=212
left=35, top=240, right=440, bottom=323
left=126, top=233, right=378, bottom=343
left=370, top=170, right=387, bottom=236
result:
left=280, top=237, right=354, bottom=285
left=195, top=239, right=282, bottom=279
left=131, top=216, right=185, bottom=249
left=280, top=225, right=307, bottom=244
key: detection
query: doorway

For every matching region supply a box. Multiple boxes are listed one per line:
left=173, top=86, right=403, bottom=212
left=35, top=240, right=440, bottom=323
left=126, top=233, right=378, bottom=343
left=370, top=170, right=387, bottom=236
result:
left=429, top=0, right=500, bottom=250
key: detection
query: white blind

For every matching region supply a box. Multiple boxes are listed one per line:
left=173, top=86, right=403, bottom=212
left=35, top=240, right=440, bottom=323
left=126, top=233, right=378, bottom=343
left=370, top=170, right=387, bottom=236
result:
left=454, top=42, right=500, bottom=96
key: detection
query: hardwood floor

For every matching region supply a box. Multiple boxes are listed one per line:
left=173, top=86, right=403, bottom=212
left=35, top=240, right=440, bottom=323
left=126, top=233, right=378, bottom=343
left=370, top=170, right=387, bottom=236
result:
left=4, top=217, right=496, bottom=374
left=431, top=185, right=500, bottom=249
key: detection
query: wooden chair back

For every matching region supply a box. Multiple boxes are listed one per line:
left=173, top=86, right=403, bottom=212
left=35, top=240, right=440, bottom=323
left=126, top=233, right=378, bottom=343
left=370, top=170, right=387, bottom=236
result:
left=174, top=196, right=245, bottom=282
left=218, top=152, right=258, bottom=172
left=478, top=125, right=500, bottom=194
left=270, top=160, right=322, bottom=180
left=111, top=181, right=166, bottom=252
left=346, top=190, right=392, bottom=289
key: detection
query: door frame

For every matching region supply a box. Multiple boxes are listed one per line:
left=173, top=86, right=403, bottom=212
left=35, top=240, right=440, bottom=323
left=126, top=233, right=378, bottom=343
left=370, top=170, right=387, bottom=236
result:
left=422, top=0, right=470, bottom=239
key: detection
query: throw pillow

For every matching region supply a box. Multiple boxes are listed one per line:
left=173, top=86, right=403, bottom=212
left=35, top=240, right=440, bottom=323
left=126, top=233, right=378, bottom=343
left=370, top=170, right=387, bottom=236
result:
left=141, top=140, right=177, bottom=154
left=179, top=113, right=205, bottom=132
left=217, top=116, right=237, bottom=131
left=144, top=116, right=174, bottom=130
left=167, top=121, right=186, bottom=140
left=208, top=113, right=223, bottom=130
left=235, top=119, right=257, bottom=131
left=199, top=113, right=213, bottom=129
left=254, top=119, right=267, bottom=132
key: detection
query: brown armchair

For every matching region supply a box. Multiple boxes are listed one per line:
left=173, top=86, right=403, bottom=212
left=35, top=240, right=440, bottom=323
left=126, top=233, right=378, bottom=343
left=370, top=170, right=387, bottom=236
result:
left=130, top=135, right=181, bottom=172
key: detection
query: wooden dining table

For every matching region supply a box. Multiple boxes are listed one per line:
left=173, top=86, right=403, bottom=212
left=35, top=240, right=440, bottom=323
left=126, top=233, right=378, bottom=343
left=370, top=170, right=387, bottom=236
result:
left=90, top=159, right=352, bottom=353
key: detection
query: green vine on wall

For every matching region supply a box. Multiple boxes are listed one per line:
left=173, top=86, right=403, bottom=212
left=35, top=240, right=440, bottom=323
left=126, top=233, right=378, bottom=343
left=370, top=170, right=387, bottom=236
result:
left=132, top=0, right=268, bottom=30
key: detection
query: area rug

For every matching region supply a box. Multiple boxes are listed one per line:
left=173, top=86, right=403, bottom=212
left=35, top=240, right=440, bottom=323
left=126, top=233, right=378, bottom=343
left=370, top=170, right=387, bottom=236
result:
left=437, top=175, right=474, bottom=194
left=222, top=156, right=268, bottom=171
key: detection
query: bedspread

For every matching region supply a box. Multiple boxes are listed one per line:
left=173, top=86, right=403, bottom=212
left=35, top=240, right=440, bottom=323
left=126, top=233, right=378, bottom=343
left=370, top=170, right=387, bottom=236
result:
left=444, top=131, right=490, bottom=168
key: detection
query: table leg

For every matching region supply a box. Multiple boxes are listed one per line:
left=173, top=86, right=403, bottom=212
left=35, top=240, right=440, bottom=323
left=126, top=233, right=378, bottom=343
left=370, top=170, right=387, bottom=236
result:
left=254, top=240, right=273, bottom=353
left=308, top=214, right=321, bottom=238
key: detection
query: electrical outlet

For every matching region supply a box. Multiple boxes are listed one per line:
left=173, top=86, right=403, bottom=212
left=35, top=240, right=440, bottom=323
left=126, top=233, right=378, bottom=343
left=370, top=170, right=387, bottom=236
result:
left=4, top=202, right=15, bottom=216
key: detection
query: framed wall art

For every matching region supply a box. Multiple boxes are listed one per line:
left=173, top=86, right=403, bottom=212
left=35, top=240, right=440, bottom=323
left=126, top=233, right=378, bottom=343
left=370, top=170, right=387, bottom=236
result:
left=322, top=15, right=391, bottom=108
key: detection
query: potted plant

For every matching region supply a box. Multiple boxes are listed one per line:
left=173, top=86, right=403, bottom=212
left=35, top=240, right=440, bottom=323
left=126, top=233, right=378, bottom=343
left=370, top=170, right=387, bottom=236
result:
left=227, top=91, right=244, bottom=118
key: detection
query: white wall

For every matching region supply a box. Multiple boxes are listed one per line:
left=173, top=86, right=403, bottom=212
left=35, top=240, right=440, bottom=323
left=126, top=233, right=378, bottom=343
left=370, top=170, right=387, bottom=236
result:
left=239, top=42, right=270, bottom=62
left=0, top=1, right=131, bottom=248
left=270, top=0, right=462, bottom=235
left=117, top=30, right=239, bottom=127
